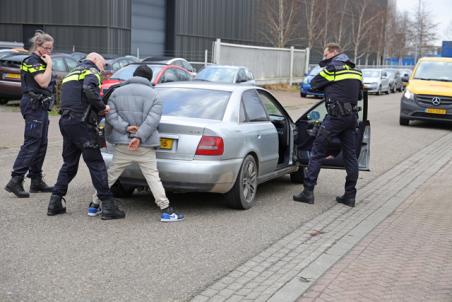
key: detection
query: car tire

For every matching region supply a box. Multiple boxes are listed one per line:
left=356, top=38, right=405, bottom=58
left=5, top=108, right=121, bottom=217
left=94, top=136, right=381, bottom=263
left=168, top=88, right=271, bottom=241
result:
left=225, top=154, right=258, bottom=210
left=399, top=117, right=410, bottom=126
left=0, top=99, right=8, bottom=105
left=376, top=86, right=381, bottom=95
left=290, top=167, right=305, bottom=184
left=300, top=93, right=307, bottom=98
left=110, top=180, right=135, bottom=197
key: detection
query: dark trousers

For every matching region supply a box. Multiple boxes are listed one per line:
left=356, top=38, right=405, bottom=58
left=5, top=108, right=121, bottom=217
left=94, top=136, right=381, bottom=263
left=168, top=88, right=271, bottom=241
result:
left=304, top=114, right=359, bottom=195
left=52, top=115, right=112, bottom=201
left=12, top=96, right=49, bottom=178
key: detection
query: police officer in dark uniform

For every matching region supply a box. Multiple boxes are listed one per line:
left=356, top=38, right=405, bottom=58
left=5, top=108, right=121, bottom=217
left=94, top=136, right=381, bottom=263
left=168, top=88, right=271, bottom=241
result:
left=293, top=43, right=363, bottom=207
left=5, top=31, right=55, bottom=198
left=47, top=52, right=125, bottom=220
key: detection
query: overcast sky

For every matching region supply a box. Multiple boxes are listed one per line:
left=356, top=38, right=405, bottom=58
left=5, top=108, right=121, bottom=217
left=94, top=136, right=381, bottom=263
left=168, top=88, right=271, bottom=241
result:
left=396, top=0, right=451, bottom=45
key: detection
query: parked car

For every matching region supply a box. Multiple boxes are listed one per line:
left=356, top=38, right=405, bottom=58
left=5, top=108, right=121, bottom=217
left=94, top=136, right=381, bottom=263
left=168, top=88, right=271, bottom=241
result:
left=361, top=68, right=391, bottom=95
left=103, top=55, right=141, bottom=80
left=385, top=69, right=403, bottom=93
left=400, top=57, right=452, bottom=126
left=70, top=52, right=86, bottom=62
left=100, top=63, right=192, bottom=96
left=0, top=53, right=77, bottom=102
left=142, top=56, right=196, bottom=75
left=299, top=65, right=324, bottom=98
left=195, top=65, right=255, bottom=85
left=399, top=68, right=413, bottom=88
left=0, top=48, right=28, bottom=59
left=99, top=82, right=371, bottom=209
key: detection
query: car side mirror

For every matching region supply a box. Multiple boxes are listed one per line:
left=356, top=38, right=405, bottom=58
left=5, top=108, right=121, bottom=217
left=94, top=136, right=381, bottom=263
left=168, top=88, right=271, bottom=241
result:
left=307, top=110, right=321, bottom=121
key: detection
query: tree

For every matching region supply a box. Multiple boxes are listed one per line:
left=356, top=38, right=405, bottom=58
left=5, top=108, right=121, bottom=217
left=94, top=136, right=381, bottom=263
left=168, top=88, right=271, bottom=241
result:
left=411, top=0, right=438, bottom=60
left=259, top=0, right=300, bottom=48
left=301, top=0, right=325, bottom=50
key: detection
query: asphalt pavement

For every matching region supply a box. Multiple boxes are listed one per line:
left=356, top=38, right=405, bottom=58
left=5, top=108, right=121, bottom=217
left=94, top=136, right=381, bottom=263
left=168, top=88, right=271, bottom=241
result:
left=0, top=91, right=450, bottom=301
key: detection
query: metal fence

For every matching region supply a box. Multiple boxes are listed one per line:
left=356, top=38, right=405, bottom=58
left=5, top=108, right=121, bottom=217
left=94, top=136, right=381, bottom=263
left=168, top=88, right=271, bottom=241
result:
left=211, top=39, right=309, bottom=85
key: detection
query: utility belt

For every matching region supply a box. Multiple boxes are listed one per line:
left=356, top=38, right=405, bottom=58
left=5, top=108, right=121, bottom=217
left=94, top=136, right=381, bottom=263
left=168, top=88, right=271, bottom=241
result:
left=326, top=99, right=360, bottom=117
left=26, top=91, right=54, bottom=111
left=59, top=108, right=98, bottom=128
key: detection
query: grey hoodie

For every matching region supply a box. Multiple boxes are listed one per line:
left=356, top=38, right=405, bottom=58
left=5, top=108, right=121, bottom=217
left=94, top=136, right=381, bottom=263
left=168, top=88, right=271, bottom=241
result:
left=105, top=76, right=162, bottom=148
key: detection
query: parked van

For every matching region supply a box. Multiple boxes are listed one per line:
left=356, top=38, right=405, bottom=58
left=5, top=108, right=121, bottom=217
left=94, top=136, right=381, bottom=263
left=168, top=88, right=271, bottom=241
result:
left=400, top=57, right=452, bottom=125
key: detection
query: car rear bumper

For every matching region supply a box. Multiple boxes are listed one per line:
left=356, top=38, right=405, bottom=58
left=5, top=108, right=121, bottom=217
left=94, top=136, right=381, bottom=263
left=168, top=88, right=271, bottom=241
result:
left=101, top=151, right=243, bottom=193
left=400, top=96, right=452, bottom=123
left=300, top=84, right=323, bottom=96
left=0, top=81, right=21, bottom=99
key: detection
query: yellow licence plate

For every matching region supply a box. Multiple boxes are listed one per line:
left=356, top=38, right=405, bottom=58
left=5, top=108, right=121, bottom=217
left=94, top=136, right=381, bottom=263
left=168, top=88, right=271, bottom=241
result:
left=4, top=73, right=20, bottom=80
left=425, top=108, right=447, bottom=115
left=160, top=138, right=173, bottom=150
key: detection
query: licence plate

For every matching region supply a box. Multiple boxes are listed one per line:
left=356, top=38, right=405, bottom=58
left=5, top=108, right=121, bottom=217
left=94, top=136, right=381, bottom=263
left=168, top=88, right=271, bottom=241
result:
left=4, top=73, right=20, bottom=80
left=425, top=108, right=446, bottom=115
left=160, top=138, right=173, bottom=150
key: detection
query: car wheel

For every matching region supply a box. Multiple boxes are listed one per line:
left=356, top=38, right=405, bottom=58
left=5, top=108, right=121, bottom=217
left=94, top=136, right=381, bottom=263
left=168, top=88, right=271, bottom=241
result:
left=225, top=154, right=258, bottom=210
left=399, top=117, right=410, bottom=126
left=376, top=86, right=381, bottom=95
left=0, top=99, right=8, bottom=105
left=300, top=93, right=307, bottom=98
left=290, top=167, right=305, bottom=184
left=110, top=180, right=135, bottom=197
left=391, top=85, right=395, bottom=93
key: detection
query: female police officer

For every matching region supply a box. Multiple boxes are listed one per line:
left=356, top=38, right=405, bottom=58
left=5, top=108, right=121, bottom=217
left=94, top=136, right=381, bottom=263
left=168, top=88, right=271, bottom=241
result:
left=4, top=31, right=55, bottom=198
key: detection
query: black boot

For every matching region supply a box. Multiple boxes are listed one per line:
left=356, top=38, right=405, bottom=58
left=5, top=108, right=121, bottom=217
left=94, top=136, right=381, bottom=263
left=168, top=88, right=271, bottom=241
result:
left=293, top=188, right=314, bottom=204
left=336, top=193, right=356, bottom=207
left=101, top=198, right=125, bottom=220
left=47, top=194, right=67, bottom=216
left=30, top=177, right=53, bottom=193
left=5, top=176, right=30, bottom=198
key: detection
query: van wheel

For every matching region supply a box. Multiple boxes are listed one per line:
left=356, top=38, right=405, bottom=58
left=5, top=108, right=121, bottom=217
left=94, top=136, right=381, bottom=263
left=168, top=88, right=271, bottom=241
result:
left=399, top=117, right=410, bottom=126
left=290, top=167, right=305, bottom=184
left=225, top=155, right=258, bottom=210
left=300, top=92, right=307, bottom=98
left=111, top=180, right=135, bottom=197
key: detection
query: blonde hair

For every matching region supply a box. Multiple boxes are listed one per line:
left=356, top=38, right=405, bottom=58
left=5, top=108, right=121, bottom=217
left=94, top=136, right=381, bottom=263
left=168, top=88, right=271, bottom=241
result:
left=30, top=30, right=54, bottom=52
left=325, top=43, right=342, bottom=53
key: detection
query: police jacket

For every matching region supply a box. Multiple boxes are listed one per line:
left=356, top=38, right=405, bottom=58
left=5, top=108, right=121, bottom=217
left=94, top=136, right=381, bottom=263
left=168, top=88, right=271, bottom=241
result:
left=60, top=59, right=106, bottom=115
left=20, top=53, right=55, bottom=96
left=311, top=53, right=363, bottom=105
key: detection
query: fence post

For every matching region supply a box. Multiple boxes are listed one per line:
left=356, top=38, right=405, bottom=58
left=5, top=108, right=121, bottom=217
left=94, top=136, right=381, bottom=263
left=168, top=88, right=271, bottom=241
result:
left=289, top=46, right=294, bottom=86
left=204, top=49, right=208, bottom=66
left=305, top=47, right=310, bottom=74
left=137, top=48, right=140, bottom=59
left=214, top=38, right=221, bottom=64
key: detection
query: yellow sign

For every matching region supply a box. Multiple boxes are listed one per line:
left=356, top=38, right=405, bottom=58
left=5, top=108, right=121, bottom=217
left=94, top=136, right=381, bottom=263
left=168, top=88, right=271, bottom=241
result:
left=5, top=73, right=20, bottom=80
left=425, top=108, right=446, bottom=115
left=160, top=138, right=173, bottom=150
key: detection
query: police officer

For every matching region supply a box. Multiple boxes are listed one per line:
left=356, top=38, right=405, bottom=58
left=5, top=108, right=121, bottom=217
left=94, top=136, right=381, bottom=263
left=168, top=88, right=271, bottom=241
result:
left=293, top=43, right=363, bottom=207
left=5, top=31, right=55, bottom=198
left=47, top=53, right=125, bottom=220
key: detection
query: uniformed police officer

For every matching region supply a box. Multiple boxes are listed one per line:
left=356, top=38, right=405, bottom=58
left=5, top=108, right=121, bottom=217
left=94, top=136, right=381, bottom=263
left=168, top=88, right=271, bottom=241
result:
left=47, top=53, right=125, bottom=220
left=293, top=43, right=363, bottom=207
left=5, top=31, right=55, bottom=198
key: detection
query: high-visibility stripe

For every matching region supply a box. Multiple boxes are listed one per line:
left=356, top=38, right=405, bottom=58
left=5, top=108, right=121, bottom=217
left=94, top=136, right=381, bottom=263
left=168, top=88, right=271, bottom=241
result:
left=20, top=64, right=46, bottom=73
left=319, top=69, right=363, bottom=82
left=61, top=68, right=101, bottom=87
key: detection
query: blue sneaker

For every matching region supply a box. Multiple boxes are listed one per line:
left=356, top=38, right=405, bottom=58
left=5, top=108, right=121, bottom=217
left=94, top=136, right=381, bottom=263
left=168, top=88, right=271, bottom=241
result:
left=88, top=202, right=102, bottom=217
left=160, top=207, right=184, bottom=222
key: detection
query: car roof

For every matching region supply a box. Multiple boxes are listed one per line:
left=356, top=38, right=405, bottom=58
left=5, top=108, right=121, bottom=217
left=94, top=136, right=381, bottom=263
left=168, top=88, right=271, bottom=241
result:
left=157, top=80, right=258, bottom=92
left=201, top=65, right=245, bottom=70
left=418, top=57, right=452, bottom=63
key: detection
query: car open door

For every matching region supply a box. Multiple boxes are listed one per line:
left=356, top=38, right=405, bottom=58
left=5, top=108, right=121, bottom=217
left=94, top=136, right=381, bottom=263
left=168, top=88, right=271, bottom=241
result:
left=292, top=91, right=370, bottom=180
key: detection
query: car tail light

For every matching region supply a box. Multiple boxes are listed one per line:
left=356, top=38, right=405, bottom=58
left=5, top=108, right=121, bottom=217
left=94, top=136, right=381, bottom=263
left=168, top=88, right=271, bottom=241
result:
left=195, top=136, right=224, bottom=156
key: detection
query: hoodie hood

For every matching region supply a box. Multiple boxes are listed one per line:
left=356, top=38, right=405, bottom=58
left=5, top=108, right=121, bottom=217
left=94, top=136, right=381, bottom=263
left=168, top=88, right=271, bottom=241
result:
left=319, top=53, right=356, bottom=68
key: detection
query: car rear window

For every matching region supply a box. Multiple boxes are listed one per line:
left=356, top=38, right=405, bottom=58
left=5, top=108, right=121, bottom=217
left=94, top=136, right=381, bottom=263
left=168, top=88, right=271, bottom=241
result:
left=196, top=67, right=236, bottom=83
left=111, top=64, right=161, bottom=81
left=413, top=61, right=452, bottom=82
left=156, top=87, right=231, bottom=120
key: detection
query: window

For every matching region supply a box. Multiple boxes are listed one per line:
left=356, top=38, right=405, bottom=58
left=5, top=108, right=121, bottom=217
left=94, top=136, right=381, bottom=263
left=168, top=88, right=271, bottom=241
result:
left=237, top=69, right=247, bottom=83
left=156, top=87, right=230, bottom=120
left=242, top=90, right=268, bottom=122
left=65, top=58, right=77, bottom=71
left=174, top=68, right=191, bottom=81
left=258, top=91, right=284, bottom=117
left=52, top=57, right=66, bottom=72
left=161, top=69, right=178, bottom=83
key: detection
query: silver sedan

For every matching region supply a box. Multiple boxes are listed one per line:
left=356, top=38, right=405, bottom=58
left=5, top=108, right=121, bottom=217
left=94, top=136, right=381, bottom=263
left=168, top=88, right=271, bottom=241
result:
left=101, top=82, right=371, bottom=209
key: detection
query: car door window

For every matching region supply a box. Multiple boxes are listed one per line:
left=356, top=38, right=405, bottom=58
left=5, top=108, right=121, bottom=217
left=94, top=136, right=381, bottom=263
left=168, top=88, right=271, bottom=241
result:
left=52, top=57, right=66, bottom=72
left=161, top=69, right=178, bottom=83
left=174, top=68, right=191, bottom=81
left=181, top=60, right=193, bottom=72
left=242, top=90, right=268, bottom=122
left=65, top=57, right=77, bottom=71
left=237, top=69, right=247, bottom=83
